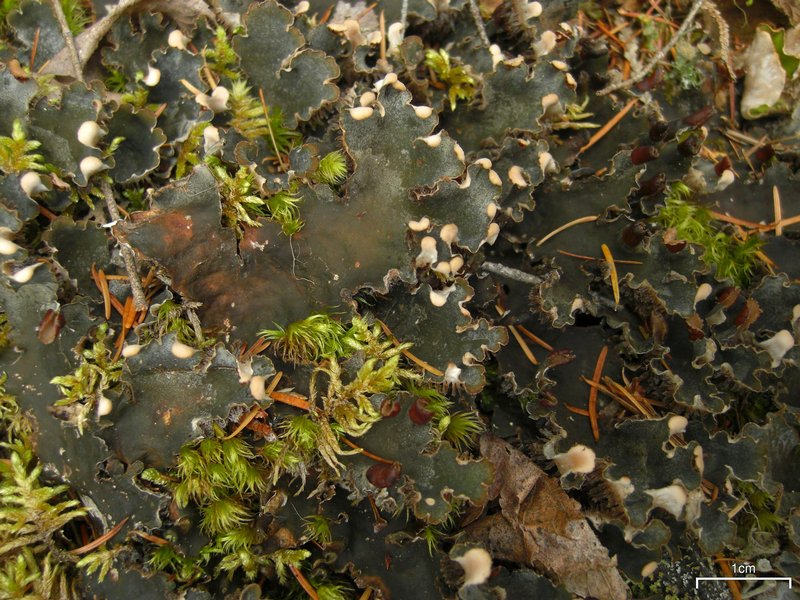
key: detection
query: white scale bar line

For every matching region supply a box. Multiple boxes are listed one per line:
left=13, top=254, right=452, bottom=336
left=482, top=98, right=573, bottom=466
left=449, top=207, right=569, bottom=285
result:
left=696, top=577, right=792, bottom=589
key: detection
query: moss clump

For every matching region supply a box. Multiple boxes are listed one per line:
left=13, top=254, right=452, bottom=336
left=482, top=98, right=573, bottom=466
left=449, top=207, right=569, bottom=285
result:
left=655, top=182, right=762, bottom=286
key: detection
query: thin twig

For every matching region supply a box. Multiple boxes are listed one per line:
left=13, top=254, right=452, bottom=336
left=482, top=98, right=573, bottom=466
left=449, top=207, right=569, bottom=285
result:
left=467, top=0, right=490, bottom=46
left=597, top=0, right=706, bottom=95
left=49, top=0, right=84, bottom=81
left=480, top=261, right=542, bottom=285
left=99, top=180, right=147, bottom=311
left=400, top=0, right=409, bottom=38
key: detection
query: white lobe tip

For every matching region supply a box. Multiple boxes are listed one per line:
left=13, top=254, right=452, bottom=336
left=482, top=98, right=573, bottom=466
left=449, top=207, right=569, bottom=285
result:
left=415, top=235, right=438, bottom=267
left=454, top=143, right=465, bottom=163
left=10, top=262, right=42, bottom=283
left=440, top=223, right=459, bottom=245
left=455, top=548, right=493, bottom=586
left=203, top=125, right=222, bottom=155
left=534, top=30, right=557, bottom=56
left=759, top=329, right=794, bottom=367
left=359, top=91, right=376, bottom=107
left=444, top=362, right=462, bottom=383
left=716, top=169, right=735, bottom=192
left=249, top=375, right=267, bottom=400
left=20, top=171, right=47, bottom=196
left=553, top=444, right=596, bottom=475
left=0, top=237, right=19, bottom=256
left=79, top=156, right=108, bottom=180
left=489, top=44, right=503, bottom=68
left=508, top=165, right=528, bottom=188
left=408, top=217, right=431, bottom=232
left=538, top=151, right=558, bottom=174
left=143, top=65, right=161, bottom=87
left=434, top=261, right=451, bottom=275
left=121, top=344, right=143, bottom=358
left=484, top=222, right=500, bottom=245
left=413, top=105, right=433, bottom=118
left=541, top=93, right=560, bottom=111
left=197, top=87, right=230, bottom=113
left=349, top=106, right=374, bottom=120
left=429, top=287, right=452, bottom=307
left=668, top=415, right=688, bottom=435
left=420, top=133, right=442, bottom=148
left=694, top=283, right=713, bottom=307
left=168, top=30, right=189, bottom=50
left=171, top=341, right=197, bottom=359
left=527, top=1, right=543, bottom=18
left=77, top=121, right=103, bottom=148
left=96, top=396, right=113, bottom=417
left=641, top=561, right=658, bottom=579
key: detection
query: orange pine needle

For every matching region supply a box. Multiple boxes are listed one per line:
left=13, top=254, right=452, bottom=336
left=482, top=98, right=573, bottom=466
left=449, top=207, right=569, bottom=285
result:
left=122, top=296, right=137, bottom=329
left=565, top=404, right=591, bottom=417
left=515, top=324, right=554, bottom=351
left=341, top=438, right=395, bottom=464
left=579, top=98, right=638, bottom=154
left=588, top=346, right=609, bottom=442
left=508, top=325, right=538, bottom=365
left=30, top=28, right=40, bottom=71
left=557, top=249, right=643, bottom=265
left=223, top=404, right=267, bottom=440
left=377, top=320, right=444, bottom=376
left=290, top=564, right=319, bottom=600
left=716, top=556, right=743, bottom=600
left=319, top=4, right=333, bottom=24
left=536, top=215, right=599, bottom=247
left=773, top=186, right=783, bottom=236
left=270, top=391, right=310, bottom=411
left=356, top=2, right=378, bottom=19
left=130, top=530, right=169, bottom=546
left=70, top=517, right=129, bottom=555
left=601, top=243, right=620, bottom=306
left=91, top=265, right=112, bottom=320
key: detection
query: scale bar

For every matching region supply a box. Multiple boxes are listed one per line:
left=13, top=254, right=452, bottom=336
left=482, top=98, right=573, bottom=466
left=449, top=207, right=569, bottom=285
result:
left=696, top=577, right=792, bottom=589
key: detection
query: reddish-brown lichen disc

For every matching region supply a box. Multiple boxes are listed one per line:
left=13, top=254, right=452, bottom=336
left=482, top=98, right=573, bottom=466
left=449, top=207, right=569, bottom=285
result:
left=409, top=397, right=434, bottom=425
left=366, top=462, right=401, bottom=488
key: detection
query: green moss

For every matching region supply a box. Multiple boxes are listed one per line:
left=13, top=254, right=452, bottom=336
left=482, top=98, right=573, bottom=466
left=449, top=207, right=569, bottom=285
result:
left=655, top=183, right=762, bottom=286
left=50, top=323, right=123, bottom=434
left=312, top=150, right=348, bottom=186
left=0, top=120, right=45, bottom=175
left=260, top=313, right=348, bottom=363
left=424, top=49, right=476, bottom=111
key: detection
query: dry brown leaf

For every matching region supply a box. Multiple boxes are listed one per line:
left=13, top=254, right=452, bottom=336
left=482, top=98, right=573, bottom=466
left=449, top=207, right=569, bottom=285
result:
left=465, top=436, right=628, bottom=600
